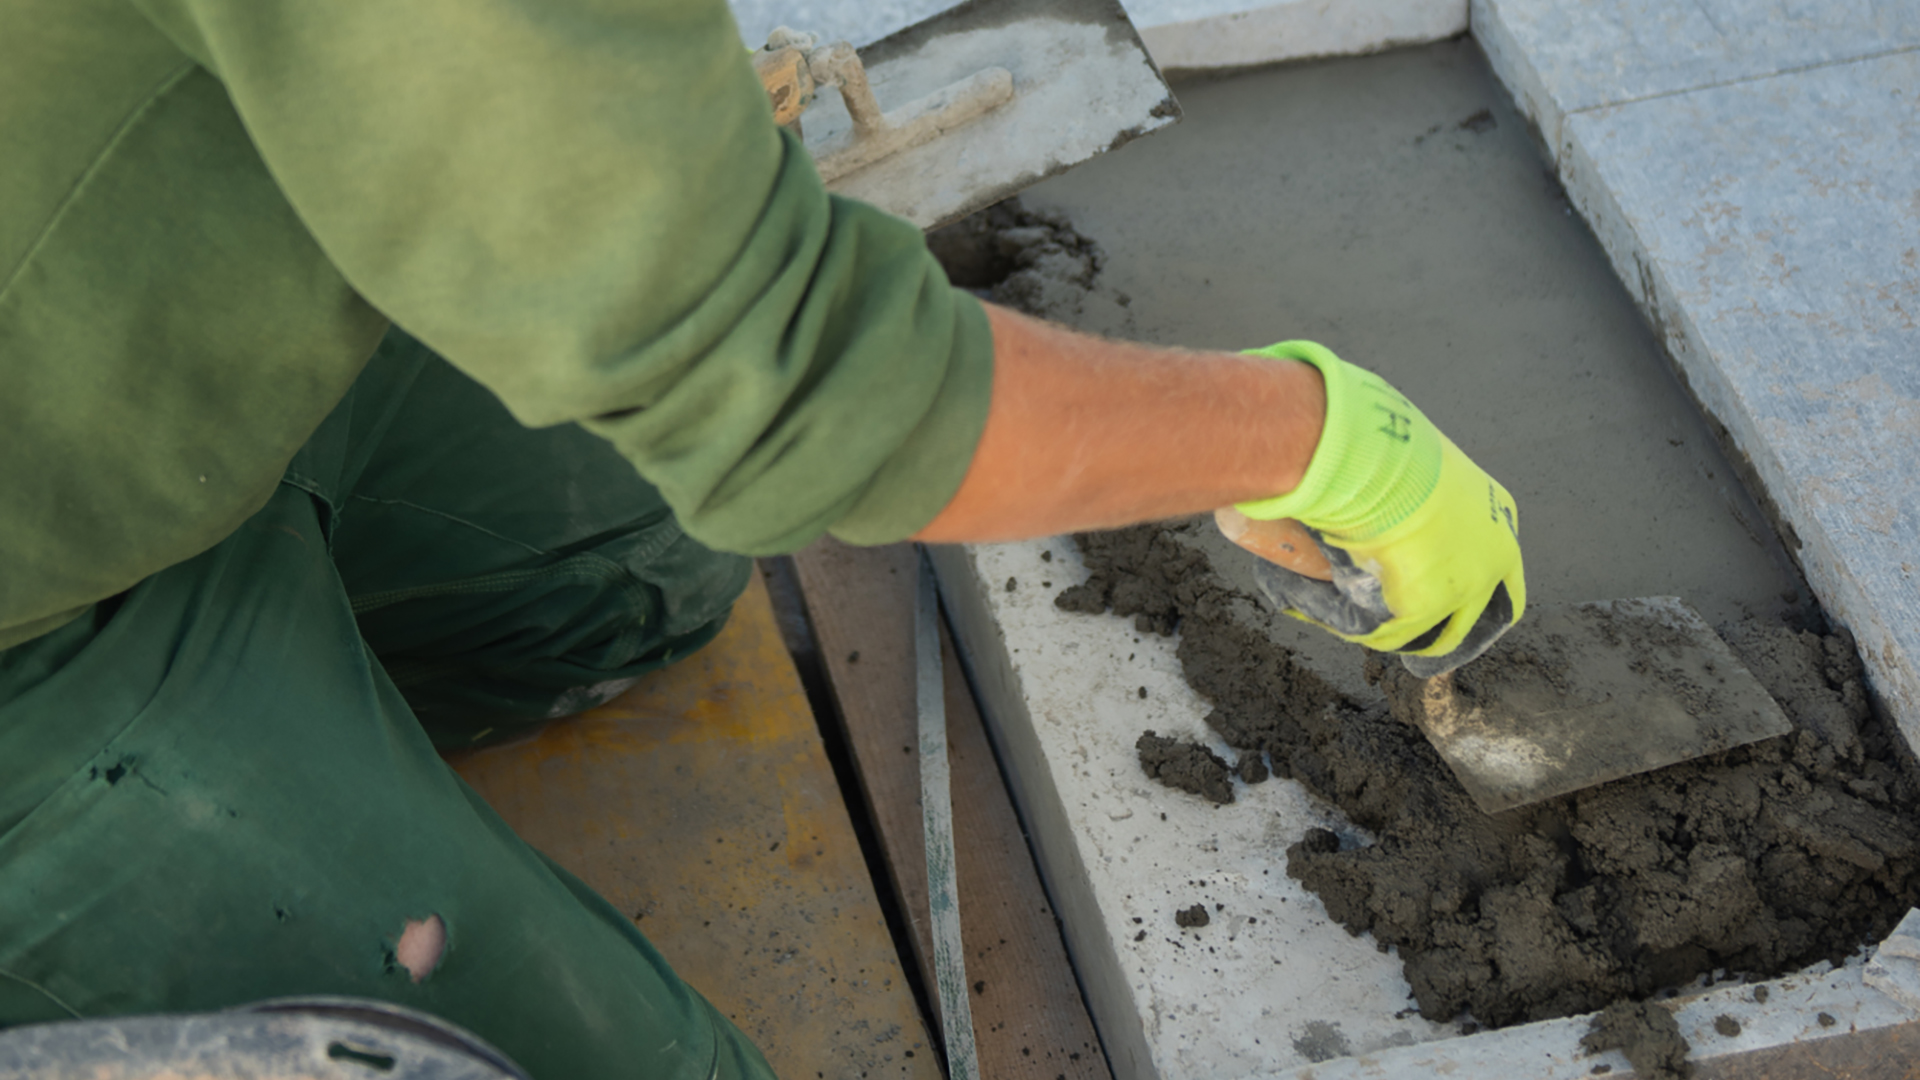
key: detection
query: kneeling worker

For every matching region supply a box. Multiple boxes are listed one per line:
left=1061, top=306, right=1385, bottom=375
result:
left=0, top=0, right=1524, bottom=1076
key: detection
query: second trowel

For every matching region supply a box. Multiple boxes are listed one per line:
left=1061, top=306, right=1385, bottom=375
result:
left=752, top=0, right=1180, bottom=231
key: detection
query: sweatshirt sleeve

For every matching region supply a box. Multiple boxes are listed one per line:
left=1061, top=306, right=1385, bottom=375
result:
left=127, top=0, right=995, bottom=554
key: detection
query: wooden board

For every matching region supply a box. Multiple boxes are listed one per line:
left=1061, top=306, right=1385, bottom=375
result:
left=791, top=537, right=1112, bottom=1080
left=448, top=575, right=939, bottom=1080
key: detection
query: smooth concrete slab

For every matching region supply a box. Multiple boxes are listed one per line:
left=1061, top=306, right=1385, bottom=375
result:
left=1473, top=0, right=1920, bottom=151
left=1017, top=41, right=1804, bottom=631
left=1473, top=1, right=1920, bottom=760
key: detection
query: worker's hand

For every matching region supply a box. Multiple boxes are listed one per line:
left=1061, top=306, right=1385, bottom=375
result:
left=1221, top=341, right=1525, bottom=676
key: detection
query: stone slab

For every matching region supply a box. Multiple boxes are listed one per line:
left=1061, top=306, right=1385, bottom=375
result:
left=1474, top=19, right=1920, bottom=769
left=1472, top=0, right=1920, bottom=151
left=728, top=0, right=1467, bottom=71
left=1138, top=0, right=1465, bottom=72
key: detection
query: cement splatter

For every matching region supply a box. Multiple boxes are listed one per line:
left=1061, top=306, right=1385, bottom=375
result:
left=1290, top=1019, right=1351, bottom=1063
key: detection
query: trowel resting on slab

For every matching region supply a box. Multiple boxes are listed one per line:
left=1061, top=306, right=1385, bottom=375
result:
left=1232, top=518, right=1791, bottom=814
left=752, top=0, right=1180, bottom=230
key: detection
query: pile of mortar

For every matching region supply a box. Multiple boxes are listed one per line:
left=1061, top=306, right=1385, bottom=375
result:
left=1057, top=519, right=1920, bottom=1029
left=931, top=201, right=1920, bottom=1033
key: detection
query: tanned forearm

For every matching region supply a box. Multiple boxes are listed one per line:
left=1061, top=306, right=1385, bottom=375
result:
left=914, top=303, right=1327, bottom=543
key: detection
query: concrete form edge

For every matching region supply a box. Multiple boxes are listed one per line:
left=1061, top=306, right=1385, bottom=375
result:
left=1467, top=0, right=1920, bottom=757
left=1260, top=959, right=1916, bottom=1078
left=929, top=543, right=1156, bottom=1080
left=1138, top=0, right=1467, bottom=73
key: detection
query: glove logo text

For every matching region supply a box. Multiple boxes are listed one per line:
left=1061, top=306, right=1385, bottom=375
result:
left=1373, top=404, right=1413, bottom=443
left=1488, top=482, right=1518, bottom=539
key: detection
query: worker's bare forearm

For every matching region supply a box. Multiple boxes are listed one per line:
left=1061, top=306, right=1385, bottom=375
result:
left=913, top=304, right=1325, bottom=543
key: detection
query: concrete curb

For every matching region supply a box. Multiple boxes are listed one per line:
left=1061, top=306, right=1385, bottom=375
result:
left=1139, top=0, right=1467, bottom=72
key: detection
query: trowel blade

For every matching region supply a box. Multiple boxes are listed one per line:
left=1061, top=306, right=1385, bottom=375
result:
left=1412, top=597, right=1792, bottom=814
left=804, top=0, right=1180, bottom=230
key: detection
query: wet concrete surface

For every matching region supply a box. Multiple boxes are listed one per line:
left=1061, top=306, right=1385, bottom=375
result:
left=1016, top=37, right=1807, bottom=647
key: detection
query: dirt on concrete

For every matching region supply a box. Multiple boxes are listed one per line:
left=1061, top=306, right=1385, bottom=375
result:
left=1058, top=522, right=1920, bottom=1029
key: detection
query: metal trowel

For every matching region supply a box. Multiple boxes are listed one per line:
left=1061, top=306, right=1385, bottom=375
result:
left=1225, top=514, right=1793, bottom=814
left=1408, top=596, right=1791, bottom=813
left=752, top=0, right=1181, bottom=231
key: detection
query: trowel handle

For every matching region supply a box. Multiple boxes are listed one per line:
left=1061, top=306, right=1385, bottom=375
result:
left=1214, top=509, right=1335, bottom=582
left=753, top=45, right=814, bottom=127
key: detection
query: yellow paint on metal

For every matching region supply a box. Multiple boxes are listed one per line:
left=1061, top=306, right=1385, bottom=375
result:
left=450, top=575, right=939, bottom=1080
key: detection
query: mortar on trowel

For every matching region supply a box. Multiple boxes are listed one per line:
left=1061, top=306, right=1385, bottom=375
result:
left=1220, top=513, right=1792, bottom=813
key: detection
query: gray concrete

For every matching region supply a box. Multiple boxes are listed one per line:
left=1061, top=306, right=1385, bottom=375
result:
left=1257, top=956, right=1912, bottom=1078
left=727, top=0, right=1468, bottom=70
left=730, top=0, right=948, bottom=49
left=729, top=0, right=1345, bottom=48
left=1133, top=0, right=1466, bottom=71
left=1021, top=41, right=1805, bottom=630
left=1473, top=0, right=1920, bottom=758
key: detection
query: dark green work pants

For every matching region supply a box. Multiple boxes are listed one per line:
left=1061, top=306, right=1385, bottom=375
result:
left=0, top=330, right=773, bottom=1079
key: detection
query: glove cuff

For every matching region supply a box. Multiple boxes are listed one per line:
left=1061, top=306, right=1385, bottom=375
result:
left=1234, top=341, right=1441, bottom=540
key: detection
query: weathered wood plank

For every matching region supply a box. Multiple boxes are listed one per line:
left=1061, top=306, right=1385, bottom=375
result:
left=792, top=537, right=1112, bottom=1080
left=449, top=575, right=939, bottom=1080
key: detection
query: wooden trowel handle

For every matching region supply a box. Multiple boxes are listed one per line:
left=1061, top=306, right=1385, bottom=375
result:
left=1214, top=509, right=1334, bottom=581
left=754, top=46, right=813, bottom=127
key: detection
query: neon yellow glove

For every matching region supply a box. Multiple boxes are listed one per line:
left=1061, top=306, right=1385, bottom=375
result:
left=1236, top=341, right=1525, bottom=676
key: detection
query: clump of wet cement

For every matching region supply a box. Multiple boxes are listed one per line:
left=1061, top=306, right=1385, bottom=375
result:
left=927, top=199, right=1135, bottom=333
left=1582, top=1001, right=1692, bottom=1079
left=1176, top=903, right=1211, bottom=928
left=1057, top=522, right=1920, bottom=1029
left=1137, top=730, right=1235, bottom=805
